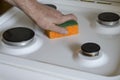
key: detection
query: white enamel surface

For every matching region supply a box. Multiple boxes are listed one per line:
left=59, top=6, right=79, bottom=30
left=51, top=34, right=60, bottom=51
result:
left=0, top=36, right=43, bottom=56
left=94, top=22, right=120, bottom=36
left=0, top=0, right=120, bottom=80
left=76, top=52, right=108, bottom=68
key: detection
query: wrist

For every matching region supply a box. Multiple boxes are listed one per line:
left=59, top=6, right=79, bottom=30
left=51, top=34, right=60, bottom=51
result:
left=5, top=0, right=16, bottom=5
left=11, top=0, right=39, bottom=8
left=12, top=0, right=40, bottom=17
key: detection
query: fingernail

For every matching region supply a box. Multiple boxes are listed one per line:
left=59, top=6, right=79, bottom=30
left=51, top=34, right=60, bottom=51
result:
left=60, top=30, right=68, bottom=34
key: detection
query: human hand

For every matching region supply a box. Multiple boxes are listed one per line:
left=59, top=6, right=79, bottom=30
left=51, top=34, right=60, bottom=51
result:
left=5, top=0, right=77, bottom=34
left=30, top=4, right=77, bottom=34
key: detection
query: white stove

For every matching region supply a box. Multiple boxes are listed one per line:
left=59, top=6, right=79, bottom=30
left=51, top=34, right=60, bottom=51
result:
left=0, top=0, right=120, bottom=80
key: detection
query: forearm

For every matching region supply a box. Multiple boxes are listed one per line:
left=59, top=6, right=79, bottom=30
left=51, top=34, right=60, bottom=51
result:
left=4, top=0, right=77, bottom=34
left=4, top=0, right=41, bottom=16
left=4, top=0, right=16, bottom=5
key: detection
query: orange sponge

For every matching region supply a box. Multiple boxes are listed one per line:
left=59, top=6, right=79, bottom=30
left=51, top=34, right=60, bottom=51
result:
left=45, top=20, right=79, bottom=39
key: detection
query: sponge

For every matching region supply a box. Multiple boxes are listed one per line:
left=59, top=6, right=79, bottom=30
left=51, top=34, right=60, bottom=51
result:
left=45, top=20, right=79, bottom=39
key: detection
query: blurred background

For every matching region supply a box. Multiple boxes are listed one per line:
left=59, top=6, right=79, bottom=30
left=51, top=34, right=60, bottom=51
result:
left=0, top=0, right=12, bottom=15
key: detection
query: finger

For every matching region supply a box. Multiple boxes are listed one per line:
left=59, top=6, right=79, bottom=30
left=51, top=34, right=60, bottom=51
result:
left=56, top=14, right=77, bottom=24
left=48, top=24, right=68, bottom=34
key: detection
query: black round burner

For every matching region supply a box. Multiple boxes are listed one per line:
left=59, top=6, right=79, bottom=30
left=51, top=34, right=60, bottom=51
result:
left=2, top=27, right=35, bottom=46
left=98, top=12, right=120, bottom=26
left=81, top=43, right=100, bottom=57
left=45, top=4, right=57, bottom=9
left=98, top=12, right=119, bottom=22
